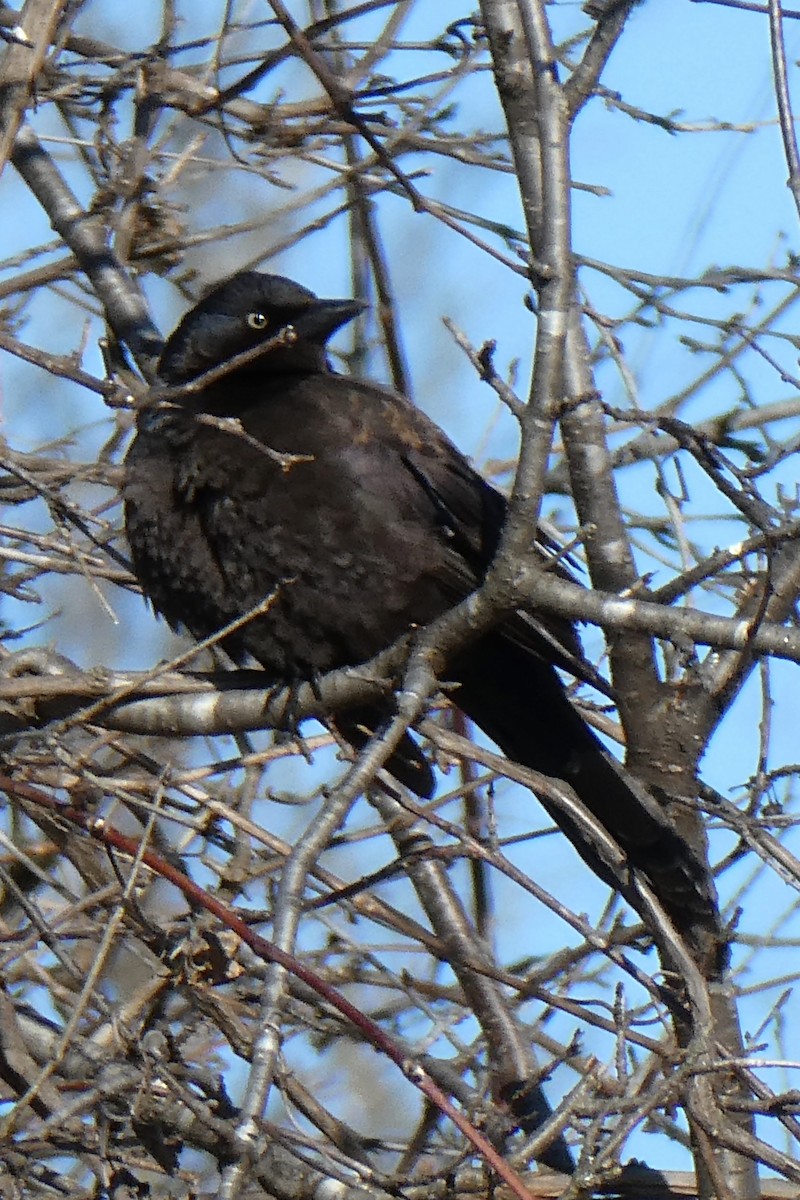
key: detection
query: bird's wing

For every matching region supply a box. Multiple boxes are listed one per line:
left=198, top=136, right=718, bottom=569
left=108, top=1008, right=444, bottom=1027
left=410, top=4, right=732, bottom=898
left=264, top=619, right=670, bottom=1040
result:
left=399, top=443, right=505, bottom=578
left=392, top=432, right=608, bottom=692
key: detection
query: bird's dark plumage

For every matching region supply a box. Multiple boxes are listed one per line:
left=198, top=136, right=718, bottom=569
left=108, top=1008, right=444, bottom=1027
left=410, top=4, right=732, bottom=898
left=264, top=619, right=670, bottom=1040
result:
left=123, top=271, right=721, bottom=971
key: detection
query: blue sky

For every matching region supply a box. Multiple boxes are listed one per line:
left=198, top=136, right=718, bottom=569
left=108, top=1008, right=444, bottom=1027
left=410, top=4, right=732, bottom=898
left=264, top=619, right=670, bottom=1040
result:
left=2, top=0, right=800, bottom=1173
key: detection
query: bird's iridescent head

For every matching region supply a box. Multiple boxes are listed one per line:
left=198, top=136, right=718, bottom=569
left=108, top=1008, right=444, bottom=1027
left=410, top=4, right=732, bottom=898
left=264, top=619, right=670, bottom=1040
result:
left=158, top=272, right=365, bottom=385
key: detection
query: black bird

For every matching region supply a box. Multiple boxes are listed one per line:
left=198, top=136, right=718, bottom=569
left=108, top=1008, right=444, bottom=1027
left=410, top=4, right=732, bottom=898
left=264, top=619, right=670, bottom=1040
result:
left=123, top=271, right=721, bottom=969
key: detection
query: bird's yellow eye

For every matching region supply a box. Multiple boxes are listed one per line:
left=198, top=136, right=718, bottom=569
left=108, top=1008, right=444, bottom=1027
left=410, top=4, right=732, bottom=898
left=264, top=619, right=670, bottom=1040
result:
left=247, top=311, right=269, bottom=330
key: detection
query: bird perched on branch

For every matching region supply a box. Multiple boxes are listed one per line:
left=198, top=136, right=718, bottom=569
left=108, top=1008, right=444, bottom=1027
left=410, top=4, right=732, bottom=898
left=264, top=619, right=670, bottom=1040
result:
left=123, top=271, right=722, bottom=972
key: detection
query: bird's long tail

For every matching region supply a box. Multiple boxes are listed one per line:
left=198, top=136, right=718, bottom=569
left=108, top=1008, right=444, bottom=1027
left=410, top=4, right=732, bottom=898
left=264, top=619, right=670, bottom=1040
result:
left=452, top=635, right=724, bottom=975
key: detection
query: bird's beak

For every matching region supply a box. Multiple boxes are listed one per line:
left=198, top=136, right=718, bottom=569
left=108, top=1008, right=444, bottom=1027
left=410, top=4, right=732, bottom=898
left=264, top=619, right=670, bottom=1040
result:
left=299, top=298, right=367, bottom=342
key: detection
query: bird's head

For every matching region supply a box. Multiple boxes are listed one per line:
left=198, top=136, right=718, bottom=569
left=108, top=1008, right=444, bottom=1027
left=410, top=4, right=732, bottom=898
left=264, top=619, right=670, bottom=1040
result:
left=157, top=271, right=365, bottom=386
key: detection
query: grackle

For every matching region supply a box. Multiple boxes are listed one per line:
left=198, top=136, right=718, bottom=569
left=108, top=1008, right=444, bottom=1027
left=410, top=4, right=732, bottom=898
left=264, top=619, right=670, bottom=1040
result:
left=123, top=272, right=721, bottom=971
